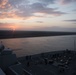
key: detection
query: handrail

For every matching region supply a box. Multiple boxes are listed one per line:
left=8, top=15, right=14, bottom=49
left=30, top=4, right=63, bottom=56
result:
left=23, top=69, right=32, bottom=75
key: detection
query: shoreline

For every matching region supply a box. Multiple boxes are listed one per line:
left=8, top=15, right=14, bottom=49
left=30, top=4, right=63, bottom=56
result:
left=0, top=31, right=76, bottom=39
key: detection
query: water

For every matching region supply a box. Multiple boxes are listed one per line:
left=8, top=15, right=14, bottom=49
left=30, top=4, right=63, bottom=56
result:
left=0, top=35, right=76, bottom=57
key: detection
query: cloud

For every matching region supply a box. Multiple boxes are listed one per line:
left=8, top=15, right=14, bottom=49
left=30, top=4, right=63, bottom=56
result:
left=0, top=22, right=14, bottom=27
left=30, top=3, right=66, bottom=16
left=73, top=9, right=76, bottom=11
left=0, top=0, right=29, bottom=9
left=59, top=0, right=76, bottom=5
left=32, top=26, right=76, bottom=32
left=0, top=0, right=67, bottom=19
left=64, top=19, right=76, bottom=22
left=36, top=21, right=43, bottom=23
left=38, top=0, right=56, bottom=5
left=38, top=0, right=76, bottom=5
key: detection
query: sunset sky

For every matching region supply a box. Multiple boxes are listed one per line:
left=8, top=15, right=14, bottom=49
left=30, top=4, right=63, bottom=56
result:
left=0, top=0, right=76, bottom=31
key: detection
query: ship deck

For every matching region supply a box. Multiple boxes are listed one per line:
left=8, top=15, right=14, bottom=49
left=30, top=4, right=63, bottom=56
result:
left=18, top=50, right=76, bottom=75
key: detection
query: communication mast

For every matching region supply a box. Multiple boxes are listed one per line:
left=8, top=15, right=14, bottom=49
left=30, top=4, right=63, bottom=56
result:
left=74, top=38, right=75, bottom=51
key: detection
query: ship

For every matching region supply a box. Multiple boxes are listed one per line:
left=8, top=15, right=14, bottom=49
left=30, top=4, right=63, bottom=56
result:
left=0, top=42, right=76, bottom=75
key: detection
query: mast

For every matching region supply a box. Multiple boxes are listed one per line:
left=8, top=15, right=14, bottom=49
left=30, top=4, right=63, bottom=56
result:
left=74, top=38, right=75, bottom=51
left=0, top=41, right=5, bottom=52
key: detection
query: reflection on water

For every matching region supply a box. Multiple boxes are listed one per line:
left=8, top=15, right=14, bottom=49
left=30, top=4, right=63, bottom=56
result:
left=0, top=35, right=76, bottom=57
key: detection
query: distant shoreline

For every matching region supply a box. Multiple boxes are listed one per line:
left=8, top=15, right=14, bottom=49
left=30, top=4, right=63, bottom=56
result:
left=0, top=30, right=76, bottom=39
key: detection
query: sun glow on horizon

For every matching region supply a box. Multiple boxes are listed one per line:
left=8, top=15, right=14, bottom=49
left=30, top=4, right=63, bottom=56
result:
left=12, top=27, right=16, bottom=31
left=9, top=25, right=18, bottom=31
left=0, top=0, right=76, bottom=31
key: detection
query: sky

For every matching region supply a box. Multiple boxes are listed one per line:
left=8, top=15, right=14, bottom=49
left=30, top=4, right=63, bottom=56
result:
left=0, top=0, right=76, bottom=31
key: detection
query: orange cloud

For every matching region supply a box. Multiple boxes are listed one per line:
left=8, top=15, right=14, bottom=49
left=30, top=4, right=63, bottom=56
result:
left=0, top=0, right=67, bottom=20
left=0, top=11, right=23, bottom=19
left=0, top=0, right=8, bottom=8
